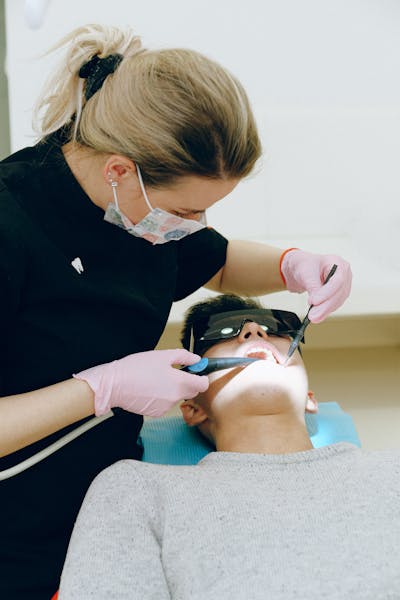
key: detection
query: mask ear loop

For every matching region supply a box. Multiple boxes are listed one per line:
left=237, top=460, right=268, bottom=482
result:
left=108, top=172, right=120, bottom=210
left=136, top=164, right=153, bottom=211
left=111, top=181, right=120, bottom=209
left=136, top=164, right=208, bottom=224
left=108, top=165, right=152, bottom=213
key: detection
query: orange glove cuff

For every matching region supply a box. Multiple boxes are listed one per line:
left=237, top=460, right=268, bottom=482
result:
left=279, top=247, right=299, bottom=286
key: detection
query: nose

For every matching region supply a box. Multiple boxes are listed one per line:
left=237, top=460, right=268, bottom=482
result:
left=237, top=321, right=269, bottom=343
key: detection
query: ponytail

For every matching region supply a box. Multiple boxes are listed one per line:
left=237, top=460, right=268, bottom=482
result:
left=34, top=24, right=261, bottom=186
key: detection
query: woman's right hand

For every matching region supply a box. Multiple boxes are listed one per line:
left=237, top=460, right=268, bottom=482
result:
left=73, top=349, right=209, bottom=417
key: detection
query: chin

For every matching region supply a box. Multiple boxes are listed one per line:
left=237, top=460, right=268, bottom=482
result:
left=221, top=362, right=308, bottom=404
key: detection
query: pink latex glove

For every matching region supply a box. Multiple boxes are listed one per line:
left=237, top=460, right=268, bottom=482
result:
left=73, top=349, right=209, bottom=417
left=280, top=248, right=352, bottom=323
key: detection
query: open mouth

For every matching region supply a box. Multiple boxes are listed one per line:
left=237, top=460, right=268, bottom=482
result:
left=245, top=347, right=278, bottom=364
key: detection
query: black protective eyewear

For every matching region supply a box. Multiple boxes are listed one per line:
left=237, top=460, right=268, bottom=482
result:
left=189, top=308, right=304, bottom=355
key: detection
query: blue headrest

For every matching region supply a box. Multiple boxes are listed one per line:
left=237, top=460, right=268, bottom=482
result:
left=139, top=402, right=361, bottom=465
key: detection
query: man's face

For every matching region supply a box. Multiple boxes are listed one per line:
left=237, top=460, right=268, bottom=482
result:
left=196, top=319, right=309, bottom=420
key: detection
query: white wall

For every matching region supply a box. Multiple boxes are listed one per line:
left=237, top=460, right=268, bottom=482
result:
left=5, top=0, right=400, bottom=318
left=4, top=1, right=400, bottom=445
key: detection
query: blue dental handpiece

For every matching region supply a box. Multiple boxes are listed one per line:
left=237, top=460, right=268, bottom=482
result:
left=181, top=356, right=261, bottom=375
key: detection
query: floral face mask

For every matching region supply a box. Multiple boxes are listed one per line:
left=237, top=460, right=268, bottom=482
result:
left=104, top=165, right=206, bottom=244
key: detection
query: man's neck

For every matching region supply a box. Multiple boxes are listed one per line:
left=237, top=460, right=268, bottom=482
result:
left=214, top=412, right=313, bottom=454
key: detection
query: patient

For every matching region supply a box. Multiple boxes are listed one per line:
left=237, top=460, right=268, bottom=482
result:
left=59, top=295, right=400, bottom=599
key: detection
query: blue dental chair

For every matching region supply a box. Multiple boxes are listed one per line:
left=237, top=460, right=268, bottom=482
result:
left=139, top=402, right=361, bottom=465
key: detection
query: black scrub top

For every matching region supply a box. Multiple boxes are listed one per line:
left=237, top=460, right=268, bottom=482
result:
left=0, top=135, right=228, bottom=599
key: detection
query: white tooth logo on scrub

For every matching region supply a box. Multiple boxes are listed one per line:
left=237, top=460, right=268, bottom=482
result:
left=104, top=164, right=206, bottom=244
left=71, top=257, right=84, bottom=274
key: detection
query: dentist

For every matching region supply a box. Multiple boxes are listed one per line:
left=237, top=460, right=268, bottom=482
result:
left=0, top=24, right=351, bottom=599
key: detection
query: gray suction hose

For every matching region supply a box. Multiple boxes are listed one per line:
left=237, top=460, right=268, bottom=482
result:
left=0, top=411, right=114, bottom=480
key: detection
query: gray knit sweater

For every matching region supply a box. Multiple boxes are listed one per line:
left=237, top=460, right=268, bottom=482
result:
left=59, top=443, right=400, bottom=599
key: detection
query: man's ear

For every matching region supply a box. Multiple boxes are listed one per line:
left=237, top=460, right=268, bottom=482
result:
left=305, top=391, right=318, bottom=414
left=180, top=400, right=209, bottom=427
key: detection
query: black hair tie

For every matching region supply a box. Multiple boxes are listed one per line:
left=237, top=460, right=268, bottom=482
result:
left=79, top=53, right=123, bottom=101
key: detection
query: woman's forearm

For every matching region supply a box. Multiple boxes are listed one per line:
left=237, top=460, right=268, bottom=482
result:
left=215, top=240, right=286, bottom=296
left=0, top=378, right=95, bottom=457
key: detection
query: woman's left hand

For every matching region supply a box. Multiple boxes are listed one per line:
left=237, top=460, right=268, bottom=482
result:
left=280, top=248, right=352, bottom=323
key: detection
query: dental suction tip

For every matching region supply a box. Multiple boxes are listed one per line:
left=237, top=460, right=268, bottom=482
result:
left=181, top=356, right=261, bottom=375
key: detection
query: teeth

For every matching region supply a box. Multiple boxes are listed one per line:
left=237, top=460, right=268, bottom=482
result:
left=246, top=348, right=277, bottom=363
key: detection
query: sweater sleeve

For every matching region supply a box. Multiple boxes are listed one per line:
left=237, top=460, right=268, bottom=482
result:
left=59, top=461, right=171, bottom=600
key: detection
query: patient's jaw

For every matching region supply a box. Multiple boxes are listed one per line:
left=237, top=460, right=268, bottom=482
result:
left=203, top=322, right=308, bottom=416
left=181, top=320, right=317, bottom=453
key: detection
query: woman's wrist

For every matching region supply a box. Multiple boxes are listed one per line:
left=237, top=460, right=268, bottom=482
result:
left=68, top=377, right=96, bottom=420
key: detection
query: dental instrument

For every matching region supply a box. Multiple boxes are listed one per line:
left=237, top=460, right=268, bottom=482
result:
left=284, top=264, right=338, bottom=365
left=0, top=357, right=259, bottom=480
left=181, top=356, right=261, bottom=375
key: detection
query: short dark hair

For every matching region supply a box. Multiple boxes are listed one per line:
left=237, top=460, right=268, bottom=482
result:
left=180, top=294, right=262, bottom=353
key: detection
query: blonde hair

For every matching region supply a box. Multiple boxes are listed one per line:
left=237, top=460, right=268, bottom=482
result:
left=34, top=24, right=261, bottom=186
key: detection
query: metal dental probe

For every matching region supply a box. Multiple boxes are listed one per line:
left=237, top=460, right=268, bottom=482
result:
left=181, top=356, right=262, bottom=375
left=283, top=264, right=338, bottom=366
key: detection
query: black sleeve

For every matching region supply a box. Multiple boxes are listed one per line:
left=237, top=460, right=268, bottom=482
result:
left=0, top=189, right=27, bottom=394
left=174, top=227, right=228, bottom=301
left=0, top=187, right=26, bottom=331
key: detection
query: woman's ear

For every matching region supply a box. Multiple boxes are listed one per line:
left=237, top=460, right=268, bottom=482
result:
left=180, top=400, right=209, bottom=427
left=103, top=155, right=138, bottom=185
left=305, top=391, right=318, bottom=414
